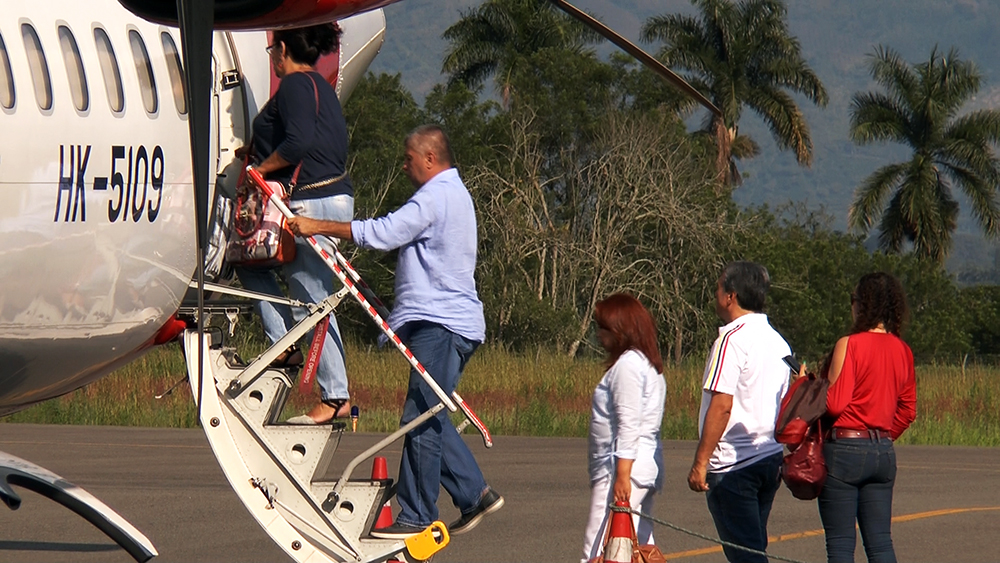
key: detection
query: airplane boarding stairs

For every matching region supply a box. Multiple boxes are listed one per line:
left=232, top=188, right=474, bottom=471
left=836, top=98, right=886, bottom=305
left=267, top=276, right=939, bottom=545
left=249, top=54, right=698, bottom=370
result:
left=182, top=326, right=446, bottom=563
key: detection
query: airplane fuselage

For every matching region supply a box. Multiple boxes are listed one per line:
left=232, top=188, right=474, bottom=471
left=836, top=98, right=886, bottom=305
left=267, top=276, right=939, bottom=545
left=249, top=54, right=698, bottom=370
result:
left=0, top=2, right=269, bottom=414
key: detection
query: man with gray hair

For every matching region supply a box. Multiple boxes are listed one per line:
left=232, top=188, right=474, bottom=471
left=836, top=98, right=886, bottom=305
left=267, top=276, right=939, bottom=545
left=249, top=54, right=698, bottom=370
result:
left=687, top=261, right=791, bottom=563
left=288, top=124, right=503, bottom=539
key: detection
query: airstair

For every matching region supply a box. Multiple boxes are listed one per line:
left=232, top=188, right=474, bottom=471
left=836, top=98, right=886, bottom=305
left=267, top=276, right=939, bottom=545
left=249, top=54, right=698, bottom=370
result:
left=181, top=167, right=491, bottom=563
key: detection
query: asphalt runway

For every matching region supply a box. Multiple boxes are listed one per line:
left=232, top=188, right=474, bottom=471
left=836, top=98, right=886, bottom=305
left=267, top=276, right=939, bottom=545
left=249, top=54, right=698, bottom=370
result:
left=0, top=423, right=998, bottom=563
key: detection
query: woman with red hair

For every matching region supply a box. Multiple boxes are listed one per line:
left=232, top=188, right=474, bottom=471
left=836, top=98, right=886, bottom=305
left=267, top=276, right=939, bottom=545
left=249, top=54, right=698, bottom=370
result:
left=581, top=293, right=667, bottom=562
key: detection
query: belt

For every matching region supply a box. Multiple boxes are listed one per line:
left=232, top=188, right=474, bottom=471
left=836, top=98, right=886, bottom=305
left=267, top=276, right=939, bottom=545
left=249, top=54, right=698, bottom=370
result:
left=832, top=428, right=888, bottom=440
left=290, top=171, right=348, bottom=194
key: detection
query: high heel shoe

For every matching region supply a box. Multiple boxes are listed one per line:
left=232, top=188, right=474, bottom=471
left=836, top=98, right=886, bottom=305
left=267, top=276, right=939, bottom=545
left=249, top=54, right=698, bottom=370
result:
left=270, top=345, right=303, bottom=368
left=287, top=398, right=352, bottom=425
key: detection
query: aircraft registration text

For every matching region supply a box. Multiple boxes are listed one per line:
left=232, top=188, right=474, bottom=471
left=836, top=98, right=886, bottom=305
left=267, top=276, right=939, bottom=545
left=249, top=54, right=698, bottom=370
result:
left=55, top=144, right=165, bottom=224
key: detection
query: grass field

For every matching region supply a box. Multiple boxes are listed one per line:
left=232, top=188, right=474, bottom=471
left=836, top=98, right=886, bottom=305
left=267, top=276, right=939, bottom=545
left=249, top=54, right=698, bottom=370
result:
left=3, top=343, right=999, bottom=446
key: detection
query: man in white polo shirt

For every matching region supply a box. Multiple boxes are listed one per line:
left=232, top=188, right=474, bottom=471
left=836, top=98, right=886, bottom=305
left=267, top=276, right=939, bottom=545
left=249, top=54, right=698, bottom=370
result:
left=688, top=261, right=791, bottom=563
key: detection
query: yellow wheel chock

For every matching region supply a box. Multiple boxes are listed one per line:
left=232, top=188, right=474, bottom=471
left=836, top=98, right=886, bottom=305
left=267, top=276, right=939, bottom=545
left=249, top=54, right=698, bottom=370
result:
left=404, top=521, right=449, bottom=561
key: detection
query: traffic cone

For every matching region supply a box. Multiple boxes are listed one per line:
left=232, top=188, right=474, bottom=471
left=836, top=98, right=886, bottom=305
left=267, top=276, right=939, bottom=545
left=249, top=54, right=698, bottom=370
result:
left=372, top=457, right=394, bottom=529
left=602, top=501, right=634, bottom=563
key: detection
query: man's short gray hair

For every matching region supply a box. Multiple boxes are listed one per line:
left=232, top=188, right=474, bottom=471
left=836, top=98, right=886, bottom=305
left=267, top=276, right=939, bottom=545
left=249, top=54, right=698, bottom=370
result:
left=406, top=124, right=455, bottom=167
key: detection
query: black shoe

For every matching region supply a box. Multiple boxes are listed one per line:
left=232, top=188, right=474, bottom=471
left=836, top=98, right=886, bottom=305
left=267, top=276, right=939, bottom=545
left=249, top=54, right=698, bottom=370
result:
left=449, top=487, right=504, bottom=535
left=370, top=522, right=427, bottom=540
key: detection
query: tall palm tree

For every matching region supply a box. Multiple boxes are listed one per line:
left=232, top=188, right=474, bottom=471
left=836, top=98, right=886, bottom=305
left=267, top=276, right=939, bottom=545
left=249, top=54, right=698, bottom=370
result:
left=849, top=46, right=1000, bottom=263
left=641, top=0, right=827, bottom=185
left=441, top=0, right=597, bottom=103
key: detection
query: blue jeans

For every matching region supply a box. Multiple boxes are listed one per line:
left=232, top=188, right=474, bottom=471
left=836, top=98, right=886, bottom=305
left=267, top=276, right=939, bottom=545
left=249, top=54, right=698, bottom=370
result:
left=236, top=194, right=353, bottom=401
left=818, top=436, right=897, bottom=563
left=394, top=321, right=487, bottom=528
left=706, top=452, right=783, bottom=563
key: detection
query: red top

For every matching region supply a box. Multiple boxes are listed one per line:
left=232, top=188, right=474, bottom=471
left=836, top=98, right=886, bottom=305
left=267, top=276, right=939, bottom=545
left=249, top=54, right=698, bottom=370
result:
left=826, top=332, right=917, bottom=440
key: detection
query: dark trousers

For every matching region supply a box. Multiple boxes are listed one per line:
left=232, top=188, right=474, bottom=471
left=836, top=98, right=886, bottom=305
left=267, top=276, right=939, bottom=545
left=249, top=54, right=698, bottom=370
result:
left=818, top=436, right=897, bottom=563
left=706, top=452, right=783, bottom=563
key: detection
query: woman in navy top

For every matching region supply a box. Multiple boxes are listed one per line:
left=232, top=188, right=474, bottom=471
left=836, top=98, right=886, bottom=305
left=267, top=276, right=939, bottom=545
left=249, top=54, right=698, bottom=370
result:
left=236, top=23, right=354, bottom=424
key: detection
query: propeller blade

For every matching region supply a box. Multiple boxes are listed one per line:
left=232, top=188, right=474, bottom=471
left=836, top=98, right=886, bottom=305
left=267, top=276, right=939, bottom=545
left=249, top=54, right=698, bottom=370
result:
left=176, top=0, right=214, bottom=249
left=548, top=0, right=722, bottom=118
left=175, top=0, right=215, bottom=421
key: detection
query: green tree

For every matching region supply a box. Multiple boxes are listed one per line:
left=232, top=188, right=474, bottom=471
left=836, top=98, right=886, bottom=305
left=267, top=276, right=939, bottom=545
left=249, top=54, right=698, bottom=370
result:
left=848, top=46, right=1000, bottom=263
left=742, top=204, right=970, bottom=363
left=641, top=0, right=828, bottom=185
left=341, top=73, right=425, bottom=341
left=440, top=0, right=597, bottom=102
left=423, top=80, right=503, bottom=171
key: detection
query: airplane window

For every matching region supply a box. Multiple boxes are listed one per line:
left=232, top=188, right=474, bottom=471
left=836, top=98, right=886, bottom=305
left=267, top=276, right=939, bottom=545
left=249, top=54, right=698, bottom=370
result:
left=0, top=33, right=13, bottom=109
left=21, top=24, right=52, bottom=111
left=128, top=29, right=157, bottom=114
left=58, top=26, right=89, bottom=112
left=160, top=32, right=186, bottom=114
left=94, top=28, right=123, bottom=112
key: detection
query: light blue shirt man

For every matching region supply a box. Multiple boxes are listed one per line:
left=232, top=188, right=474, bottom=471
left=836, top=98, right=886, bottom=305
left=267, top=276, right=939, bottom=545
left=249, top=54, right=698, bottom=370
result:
left=351, top=168, right=485, bottom=342
left=287, top=125, right=503, bottom=537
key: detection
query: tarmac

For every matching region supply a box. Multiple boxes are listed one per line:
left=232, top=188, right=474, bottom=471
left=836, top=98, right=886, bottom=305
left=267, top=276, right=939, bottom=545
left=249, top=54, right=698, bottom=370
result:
left=0, top=423, right=998, bottom=562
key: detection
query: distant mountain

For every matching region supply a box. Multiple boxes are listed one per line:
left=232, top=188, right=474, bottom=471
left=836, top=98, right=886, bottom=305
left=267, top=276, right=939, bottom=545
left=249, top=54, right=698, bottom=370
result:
left=369, top=0, right=1000, bottom=276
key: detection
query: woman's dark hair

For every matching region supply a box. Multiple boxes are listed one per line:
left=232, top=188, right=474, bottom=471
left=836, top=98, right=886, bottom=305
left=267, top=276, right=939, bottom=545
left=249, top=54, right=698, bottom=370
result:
left=594, top=293, right=663, bottom=373
left=273, top=23, right=342, bottom=66
left=849, top=272, right=909, bottom=336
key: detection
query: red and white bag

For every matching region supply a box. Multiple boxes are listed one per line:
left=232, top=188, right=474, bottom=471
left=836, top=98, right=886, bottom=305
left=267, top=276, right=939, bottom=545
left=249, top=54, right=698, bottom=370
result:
left=226, top=167, right=297, bottom=268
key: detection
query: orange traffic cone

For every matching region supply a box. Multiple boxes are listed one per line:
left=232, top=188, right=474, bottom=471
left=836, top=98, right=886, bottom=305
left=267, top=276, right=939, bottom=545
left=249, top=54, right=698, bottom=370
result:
left=603, top=500, right=634, bottom=563
left=372, top=457, right=394, bottom=529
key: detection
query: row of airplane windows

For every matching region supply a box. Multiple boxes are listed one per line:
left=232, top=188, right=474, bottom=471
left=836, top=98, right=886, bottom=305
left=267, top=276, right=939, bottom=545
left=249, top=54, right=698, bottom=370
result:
left=0, top=23, right=187, bottom=116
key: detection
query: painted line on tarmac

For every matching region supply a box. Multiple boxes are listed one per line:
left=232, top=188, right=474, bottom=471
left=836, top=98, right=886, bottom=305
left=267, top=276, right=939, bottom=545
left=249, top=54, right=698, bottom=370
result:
left=662, top=506, right=1000, bottom=560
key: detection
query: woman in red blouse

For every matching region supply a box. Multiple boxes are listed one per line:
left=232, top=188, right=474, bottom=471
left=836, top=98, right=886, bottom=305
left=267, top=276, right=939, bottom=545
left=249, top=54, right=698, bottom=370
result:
left=818, top=272, right=917, bottom=563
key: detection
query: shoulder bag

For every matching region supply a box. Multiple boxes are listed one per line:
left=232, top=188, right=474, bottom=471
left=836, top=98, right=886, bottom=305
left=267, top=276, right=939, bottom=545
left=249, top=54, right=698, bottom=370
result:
left=776, top=371, right=830, bottom=500
left=226, top=74, right=321, bottom=268
left=781, top=418, right=827, bottom=500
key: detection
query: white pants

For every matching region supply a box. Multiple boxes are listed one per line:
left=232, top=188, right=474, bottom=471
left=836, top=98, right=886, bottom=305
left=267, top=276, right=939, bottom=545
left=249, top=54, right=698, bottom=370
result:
left=581, top=474, right=657, bottom=563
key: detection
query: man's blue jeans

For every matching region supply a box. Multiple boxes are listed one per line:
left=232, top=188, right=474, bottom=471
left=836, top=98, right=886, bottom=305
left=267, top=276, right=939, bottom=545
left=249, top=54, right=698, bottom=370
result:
left=236, top=194, right=353, bottom=401
left=394, top=321, right=487, bottom=528
left=705, top=452, right=783, bottom=563
left=818, top=436, right=897, bottom=563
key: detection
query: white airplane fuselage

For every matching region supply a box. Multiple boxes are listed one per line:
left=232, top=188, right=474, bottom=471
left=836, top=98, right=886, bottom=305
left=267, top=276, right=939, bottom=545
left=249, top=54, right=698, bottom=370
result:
left=0, top=0, right=383, bottom=415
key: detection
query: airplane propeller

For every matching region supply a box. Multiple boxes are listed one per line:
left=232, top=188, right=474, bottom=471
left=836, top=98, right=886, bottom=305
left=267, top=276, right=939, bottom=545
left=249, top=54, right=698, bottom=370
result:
left=548, top=0, right=722, bottom=118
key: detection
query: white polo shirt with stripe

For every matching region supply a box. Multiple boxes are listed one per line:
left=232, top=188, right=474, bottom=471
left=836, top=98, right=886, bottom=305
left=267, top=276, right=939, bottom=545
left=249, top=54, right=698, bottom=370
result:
left=698, top=312, right=791, bottom=473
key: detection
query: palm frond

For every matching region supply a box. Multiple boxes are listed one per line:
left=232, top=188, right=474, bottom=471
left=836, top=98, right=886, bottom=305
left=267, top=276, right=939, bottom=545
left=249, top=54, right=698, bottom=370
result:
left=849, top=162, right=907, bottom=233
left=868, top=45, right=918, bottom=106
left=942, top=162, right=1000, bottom=237
left=850, top=92, right=910, bottom=145
left=746, top=86, right=812, bottom=165
left=876, top=190, right=908, bottom=254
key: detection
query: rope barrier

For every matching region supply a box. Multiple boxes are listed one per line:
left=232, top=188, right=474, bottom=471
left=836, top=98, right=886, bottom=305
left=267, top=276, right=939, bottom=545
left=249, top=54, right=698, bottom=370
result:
left=611, top=504, right=815, bottom=563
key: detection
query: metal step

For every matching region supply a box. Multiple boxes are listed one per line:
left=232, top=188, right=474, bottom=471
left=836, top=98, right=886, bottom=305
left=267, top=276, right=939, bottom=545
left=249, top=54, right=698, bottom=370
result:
left=182, top=330, right=431, bottom=563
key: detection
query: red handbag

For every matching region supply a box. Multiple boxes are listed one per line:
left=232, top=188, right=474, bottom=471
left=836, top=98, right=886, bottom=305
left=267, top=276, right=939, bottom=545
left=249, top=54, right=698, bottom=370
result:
left=781, top=418, right=827, bottom=500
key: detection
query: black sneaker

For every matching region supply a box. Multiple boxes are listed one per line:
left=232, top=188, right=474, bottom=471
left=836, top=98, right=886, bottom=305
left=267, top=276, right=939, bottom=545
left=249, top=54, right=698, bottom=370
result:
left=370, top=522, right=426, bottom=540
left=449, top=487, right=504, bottom=535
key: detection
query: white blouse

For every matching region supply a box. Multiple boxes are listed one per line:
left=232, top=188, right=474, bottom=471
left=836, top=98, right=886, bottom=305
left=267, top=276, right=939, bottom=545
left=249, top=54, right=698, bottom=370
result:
left=588, top=349, right=667, bottom=488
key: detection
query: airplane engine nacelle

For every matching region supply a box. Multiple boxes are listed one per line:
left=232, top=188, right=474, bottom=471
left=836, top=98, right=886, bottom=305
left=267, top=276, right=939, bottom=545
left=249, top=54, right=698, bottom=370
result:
left=118, top=0, right=401, bottom=29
